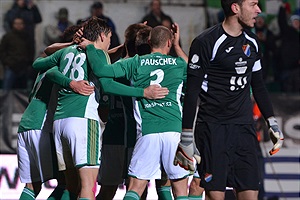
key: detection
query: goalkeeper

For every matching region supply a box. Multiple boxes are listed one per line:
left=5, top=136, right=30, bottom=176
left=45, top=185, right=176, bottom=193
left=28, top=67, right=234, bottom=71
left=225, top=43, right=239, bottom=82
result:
left=175, top=0, right=284, bottom=199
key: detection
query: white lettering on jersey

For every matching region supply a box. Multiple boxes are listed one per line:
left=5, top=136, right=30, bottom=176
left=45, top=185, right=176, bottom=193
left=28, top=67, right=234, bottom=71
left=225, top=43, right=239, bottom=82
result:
left=141, top=58, right=177, bottom=66
left=150, top=69, right=164, bottom=86
left=235, top=66, right=247, bottom=74
left=230, top=76, right=248, bottom=91
left=235, top=57, right=247, bottom=67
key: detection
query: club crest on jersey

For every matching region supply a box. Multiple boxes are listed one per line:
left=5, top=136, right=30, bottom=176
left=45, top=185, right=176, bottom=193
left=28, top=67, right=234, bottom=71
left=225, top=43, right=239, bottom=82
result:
left=242, top=44, right=251, bottom=57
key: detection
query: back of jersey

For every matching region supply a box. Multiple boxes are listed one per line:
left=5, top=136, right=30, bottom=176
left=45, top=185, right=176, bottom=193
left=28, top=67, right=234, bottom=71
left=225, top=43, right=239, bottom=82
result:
left=54, top=45, right=99, bottom=121
left=133, top=52, right=186, bottom=135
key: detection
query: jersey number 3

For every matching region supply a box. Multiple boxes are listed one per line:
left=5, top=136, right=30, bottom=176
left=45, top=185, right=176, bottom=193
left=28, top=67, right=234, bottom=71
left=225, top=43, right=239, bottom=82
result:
left=150, top=69, right=164, bottom=86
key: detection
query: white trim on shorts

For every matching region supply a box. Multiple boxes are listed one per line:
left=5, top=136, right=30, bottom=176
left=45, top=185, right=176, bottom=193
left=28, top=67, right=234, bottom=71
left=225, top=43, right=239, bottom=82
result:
left=53, top=117, right=101, bottom=170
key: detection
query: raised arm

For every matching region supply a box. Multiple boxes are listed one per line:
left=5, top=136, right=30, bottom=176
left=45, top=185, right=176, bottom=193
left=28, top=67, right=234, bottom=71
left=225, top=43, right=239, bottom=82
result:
left=44, top=42, right=73, bottom=56
left=172, top=23, right=188, bottom=63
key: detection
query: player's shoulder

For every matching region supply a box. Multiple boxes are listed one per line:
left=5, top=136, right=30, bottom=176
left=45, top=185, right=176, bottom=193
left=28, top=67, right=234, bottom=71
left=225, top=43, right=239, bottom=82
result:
left=243, top=28, right=260, bottom=51
left=196, top=23, right=222, bottom=41
left=192, top=23, right=223, bottom=47
left=243, top=28, right=258, bottom=39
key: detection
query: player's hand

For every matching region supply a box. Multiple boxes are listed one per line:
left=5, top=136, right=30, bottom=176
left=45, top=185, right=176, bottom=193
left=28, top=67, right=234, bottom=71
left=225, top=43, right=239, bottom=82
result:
left=69, top=80, right=94, bottom=96
left=73, top=27, right=83, bottom=44
left=171, top=22, right=180, bottom=47
left=144, top=84, right=169, bottom=99
left=78, top=38, right=93, bottom=50
left=267, top=117, right=284, bottom=155
left=174, top=131, right=201, bottom=171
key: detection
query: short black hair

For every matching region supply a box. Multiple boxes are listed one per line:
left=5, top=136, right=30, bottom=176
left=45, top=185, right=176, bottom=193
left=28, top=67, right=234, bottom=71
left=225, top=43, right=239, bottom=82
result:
left=221, top=0, right=244, bottom=17
left=91, top=2, right=103, bottom=9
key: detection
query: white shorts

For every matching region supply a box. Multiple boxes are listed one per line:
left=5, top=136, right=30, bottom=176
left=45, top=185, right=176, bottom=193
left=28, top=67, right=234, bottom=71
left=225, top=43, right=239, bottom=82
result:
left=53, top=117, right=101, bottom=170
left=98, top=145, right=131, bottom=185
left=17, top=130, right=56, bottom=183
left=128, top=132, right=190, bottom=180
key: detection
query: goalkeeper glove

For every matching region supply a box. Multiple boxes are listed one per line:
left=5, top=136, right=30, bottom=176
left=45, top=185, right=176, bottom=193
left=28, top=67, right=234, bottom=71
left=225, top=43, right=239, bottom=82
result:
left=267, top=117, right=284, bottom=155
left=174, top=131, right=201, bottom=171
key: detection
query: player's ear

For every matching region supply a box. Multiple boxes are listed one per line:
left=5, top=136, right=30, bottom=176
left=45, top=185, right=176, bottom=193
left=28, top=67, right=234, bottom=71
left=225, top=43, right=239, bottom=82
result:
left=167, top=39, right=172, bottom=47
left=231, top=3, right=240, bottom=14
left=99, top=32, right=105, bottom=42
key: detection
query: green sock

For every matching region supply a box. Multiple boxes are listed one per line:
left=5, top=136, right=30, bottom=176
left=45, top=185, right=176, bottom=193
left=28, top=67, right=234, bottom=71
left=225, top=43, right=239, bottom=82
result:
left=188, top=194, right=203, bottom=200
left=123, top=190, right=140, bottom=200
left=47, top=186, right=66, bottom=200
left=19, top=187, right=36, bottom=200
left=79, top=198, right=90, bottom=200
left=156, top=186, right=172, bottom=200
left=60, top=190, right=77, bottom=200
left=176, top=196, right=189, bottom=200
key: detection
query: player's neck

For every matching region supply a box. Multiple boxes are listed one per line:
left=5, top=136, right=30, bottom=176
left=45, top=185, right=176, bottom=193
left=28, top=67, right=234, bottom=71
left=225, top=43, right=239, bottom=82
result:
left=151, top=47, right=169, bottom=55
left=222, top=18, right=243, bottom=37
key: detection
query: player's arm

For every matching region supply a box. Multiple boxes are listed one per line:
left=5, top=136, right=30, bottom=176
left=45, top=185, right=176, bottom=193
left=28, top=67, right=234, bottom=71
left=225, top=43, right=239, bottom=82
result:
left=251, top=62, right=284, bottom=155
left=86, top=44, right=131, bottom=78
left=33, top=49, right=63, bottom=71
left=46, top=66, right=94, bottom=96
left=175, top=38, right=208, bottom=171
left=85, top=44, right=169, bottom=99
left=99, top=77, right=143, bottom=97
left=99, top=78, right=168, bottom=99
left=182, top=38, right=207, bottom=130
left=44, top=42, right=73, bottom=56
left=107, top=44, right=124, bottom=63
left=172, top=22, right=188, bottom=63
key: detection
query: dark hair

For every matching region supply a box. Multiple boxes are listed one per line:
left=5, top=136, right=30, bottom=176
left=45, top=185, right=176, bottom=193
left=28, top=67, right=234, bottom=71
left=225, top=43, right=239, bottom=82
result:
left=149, top=26, right=172, bottom=49
left=91, top=2, right=103, bottom=9
left=151, top=0, right=161, bottom=6
left=62, top=25, right=81, bottom=42
left=221, top=0, right=244, bottom=17
left=135, top=27, right=152, bottom=55
left=82, top=16, right=111, bottom=42
left=124, top=23, right=150, bottom=57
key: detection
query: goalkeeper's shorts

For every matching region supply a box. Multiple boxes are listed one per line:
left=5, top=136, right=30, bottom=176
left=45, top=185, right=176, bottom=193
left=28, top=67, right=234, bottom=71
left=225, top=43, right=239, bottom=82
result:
left=195, top=122, right=260, bottom=192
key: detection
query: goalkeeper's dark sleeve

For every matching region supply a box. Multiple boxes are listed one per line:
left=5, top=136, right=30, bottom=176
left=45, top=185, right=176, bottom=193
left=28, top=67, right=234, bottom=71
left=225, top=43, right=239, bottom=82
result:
left=182, top=72, right=203, bottom=129
left=251, top=70, right=274, bottom=120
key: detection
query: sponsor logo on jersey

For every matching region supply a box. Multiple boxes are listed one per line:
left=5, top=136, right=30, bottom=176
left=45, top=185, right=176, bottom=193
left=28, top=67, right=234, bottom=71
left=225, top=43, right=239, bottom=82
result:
left=189, top=63, right=201, bottom=69
left=191, top=54, right=199, bottom=63
left=235, top=66, right=247, bottom=74
left=140, top=58, right=177, bottom=66
left=189, top=54, right=201, bottom=69
left=225, top=46, right=234, bottom=53
left=235, top=57, right=247, bottom=67
left=242, top=44, right=251, bottom=57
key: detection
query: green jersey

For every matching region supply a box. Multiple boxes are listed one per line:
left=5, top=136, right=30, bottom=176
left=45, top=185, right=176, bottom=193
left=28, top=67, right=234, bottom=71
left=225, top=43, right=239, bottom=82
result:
left=86, top=45, right=187, bottom=135
left=18, top=67, right=72, bottom=133
left=33, top=45, right=110, bottom=121
left=33, top=45, right=148, bottom=122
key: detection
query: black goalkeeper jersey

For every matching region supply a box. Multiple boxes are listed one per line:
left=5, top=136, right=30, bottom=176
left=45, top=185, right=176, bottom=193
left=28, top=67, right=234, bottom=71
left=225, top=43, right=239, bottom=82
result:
left=183, top=23, right=264, bottom=127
